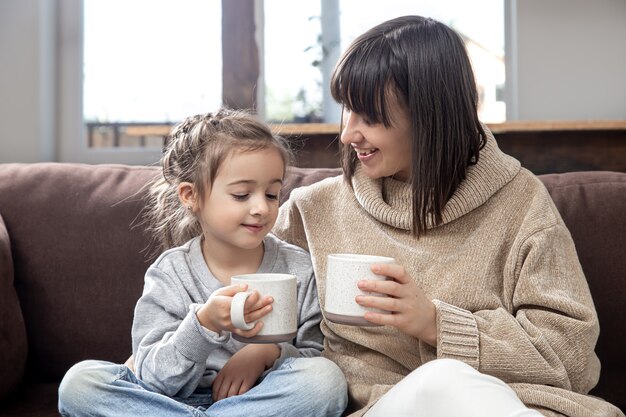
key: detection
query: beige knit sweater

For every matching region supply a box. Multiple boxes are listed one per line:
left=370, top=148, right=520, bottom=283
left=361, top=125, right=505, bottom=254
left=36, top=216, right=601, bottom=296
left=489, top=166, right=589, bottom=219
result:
left=273, top=132, right=624, bottom=417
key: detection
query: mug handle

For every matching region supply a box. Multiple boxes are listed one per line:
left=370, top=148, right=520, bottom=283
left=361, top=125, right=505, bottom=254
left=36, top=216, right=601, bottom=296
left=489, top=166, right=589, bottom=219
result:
left=230, top=292, right=255, bottom=330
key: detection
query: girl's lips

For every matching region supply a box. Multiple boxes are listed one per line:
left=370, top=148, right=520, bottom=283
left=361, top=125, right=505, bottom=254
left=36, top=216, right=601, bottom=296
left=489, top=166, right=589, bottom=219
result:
left=243, top=224, right=264, bottom=233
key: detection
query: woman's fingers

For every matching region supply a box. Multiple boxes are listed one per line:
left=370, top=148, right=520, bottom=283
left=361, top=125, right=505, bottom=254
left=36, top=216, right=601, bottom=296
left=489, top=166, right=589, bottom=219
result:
left=371, top=263, right=410, bottom=284
left=357, top=278, right=403, bottom=297
left=355, top=293, right=400, bottom=312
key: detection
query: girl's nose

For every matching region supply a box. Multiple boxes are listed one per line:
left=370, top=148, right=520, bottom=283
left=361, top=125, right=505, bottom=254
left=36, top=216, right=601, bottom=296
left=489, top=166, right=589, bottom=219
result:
left=250, top=195, right=269, bottom=216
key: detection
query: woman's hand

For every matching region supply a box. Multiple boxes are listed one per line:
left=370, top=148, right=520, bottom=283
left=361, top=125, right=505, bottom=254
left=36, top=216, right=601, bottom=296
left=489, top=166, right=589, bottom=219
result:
left=196, top=284, right=273, bottom=338
left=355, top=263, right=437, bottom=347
left=212, top=344, right=280, bottom=402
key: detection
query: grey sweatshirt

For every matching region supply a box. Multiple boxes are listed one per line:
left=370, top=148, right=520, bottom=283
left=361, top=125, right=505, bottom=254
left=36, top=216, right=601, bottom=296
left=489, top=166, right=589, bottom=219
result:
left=131, top=234, right=323, bottom=398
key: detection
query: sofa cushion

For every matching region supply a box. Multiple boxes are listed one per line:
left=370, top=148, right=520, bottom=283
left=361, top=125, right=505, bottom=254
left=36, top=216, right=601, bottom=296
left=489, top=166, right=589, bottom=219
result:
left=540, top=171, right=626, bottom=409
left=0, top=212, right=28, bottom=401
left=0, top=163, right=160, bottom=382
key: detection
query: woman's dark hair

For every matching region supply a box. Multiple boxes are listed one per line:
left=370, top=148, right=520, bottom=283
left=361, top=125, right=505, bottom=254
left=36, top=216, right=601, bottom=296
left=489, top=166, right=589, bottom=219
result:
left=330, top=15, right=486, bottom=237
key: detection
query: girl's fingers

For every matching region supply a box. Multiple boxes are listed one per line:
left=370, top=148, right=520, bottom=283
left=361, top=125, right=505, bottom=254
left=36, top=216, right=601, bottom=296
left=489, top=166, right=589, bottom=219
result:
left=215, top=283, right=248, bottom=297
left=233, top=320, right=264, bottom=337
left=244, top=303, right=273, bottom=324
left=212, top=374, right=223, bottom=401
left=244, top=292, right=273, bottom=313
left=226, top=379, right=243, bottom=399
left=216, top=379, right=231, bottom=401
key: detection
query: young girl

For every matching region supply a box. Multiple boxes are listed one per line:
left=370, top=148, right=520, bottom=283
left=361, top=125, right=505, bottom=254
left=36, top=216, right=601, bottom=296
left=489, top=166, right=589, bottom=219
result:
left=58, top=108, right=347, bottom=417
left=273, top=16, right=624, bottom=417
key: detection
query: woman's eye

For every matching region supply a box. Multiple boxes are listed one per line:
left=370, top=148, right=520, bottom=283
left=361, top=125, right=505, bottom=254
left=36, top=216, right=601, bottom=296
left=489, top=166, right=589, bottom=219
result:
left=266, top=194, right=279, bottom=201
left=232, top=194, right=249, bottom=201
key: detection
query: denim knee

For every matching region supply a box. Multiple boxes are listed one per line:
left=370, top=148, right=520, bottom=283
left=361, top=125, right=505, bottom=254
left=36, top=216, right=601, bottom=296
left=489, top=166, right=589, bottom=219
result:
left=293, top=357, right=348, bottom=410
left=58, top=360, right=124, bottom=414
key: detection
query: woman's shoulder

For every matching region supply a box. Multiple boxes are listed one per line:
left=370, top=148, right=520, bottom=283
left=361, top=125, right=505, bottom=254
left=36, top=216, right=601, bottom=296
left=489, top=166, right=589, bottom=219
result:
left=502, top=167, right=563, bottom=230
left=288, top=173, right=344, bottom=199
left=285, top=174, right=349, bottom=212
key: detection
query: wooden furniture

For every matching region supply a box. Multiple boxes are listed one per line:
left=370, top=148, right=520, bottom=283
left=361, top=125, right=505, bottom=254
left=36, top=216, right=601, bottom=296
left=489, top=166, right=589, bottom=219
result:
left=273, top=120, right=626, bottom=174
left=87, top=120, right=626, bottom=175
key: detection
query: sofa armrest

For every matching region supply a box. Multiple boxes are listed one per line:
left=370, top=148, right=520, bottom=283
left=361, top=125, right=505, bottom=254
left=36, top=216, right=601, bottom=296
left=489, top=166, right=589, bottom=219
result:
left=0, top=212, right=27, bottom=402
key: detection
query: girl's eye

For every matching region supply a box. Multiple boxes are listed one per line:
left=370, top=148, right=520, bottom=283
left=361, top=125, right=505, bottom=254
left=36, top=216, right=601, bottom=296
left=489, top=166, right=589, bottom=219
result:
left=232, top=194, right=249, bottom=201
left=266, top=194, right=279, bottom=201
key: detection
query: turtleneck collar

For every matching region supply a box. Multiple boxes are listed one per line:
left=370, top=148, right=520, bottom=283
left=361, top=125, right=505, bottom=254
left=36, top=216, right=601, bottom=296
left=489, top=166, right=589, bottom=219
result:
left=351, top=128, right=521, bottom=231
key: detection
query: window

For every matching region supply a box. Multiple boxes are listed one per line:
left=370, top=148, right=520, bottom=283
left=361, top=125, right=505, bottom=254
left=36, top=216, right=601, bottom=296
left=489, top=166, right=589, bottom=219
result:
left=83, top=0, right=221, bottom=149
left=264, top=0, right=505, bottom=124
left=66, top=0, right=505, bottom=163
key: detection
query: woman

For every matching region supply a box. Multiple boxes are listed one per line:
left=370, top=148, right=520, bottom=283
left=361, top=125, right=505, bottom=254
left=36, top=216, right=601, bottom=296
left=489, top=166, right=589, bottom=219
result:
left=273, top=15, right=623, bottom=417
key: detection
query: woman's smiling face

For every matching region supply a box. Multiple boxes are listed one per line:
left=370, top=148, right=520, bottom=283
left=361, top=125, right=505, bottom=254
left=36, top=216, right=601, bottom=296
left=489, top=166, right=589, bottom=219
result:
left=339, top=92, right=413, bottom=181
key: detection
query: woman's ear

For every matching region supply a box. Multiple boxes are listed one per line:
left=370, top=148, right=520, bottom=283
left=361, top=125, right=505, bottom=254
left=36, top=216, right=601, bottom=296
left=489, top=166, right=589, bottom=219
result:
left=177, top=182, right=196, bottom=212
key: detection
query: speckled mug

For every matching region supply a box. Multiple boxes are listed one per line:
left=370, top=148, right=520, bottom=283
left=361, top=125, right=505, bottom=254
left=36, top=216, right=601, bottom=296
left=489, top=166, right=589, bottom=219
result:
left=230, top=273, right=297, bottom=343
left=324, top=254, right=396, bottom=326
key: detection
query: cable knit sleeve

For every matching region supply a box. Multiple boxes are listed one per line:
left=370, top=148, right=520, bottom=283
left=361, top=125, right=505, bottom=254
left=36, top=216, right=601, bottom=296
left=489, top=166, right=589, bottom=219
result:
left=274, top=190, right=310, bottom=251
left=461, top=222, right=600, bottom=394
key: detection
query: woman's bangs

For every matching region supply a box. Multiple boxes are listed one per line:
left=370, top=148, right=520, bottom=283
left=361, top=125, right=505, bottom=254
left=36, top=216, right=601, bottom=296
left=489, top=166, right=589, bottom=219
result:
left=332, top=42, right=393, bottom=126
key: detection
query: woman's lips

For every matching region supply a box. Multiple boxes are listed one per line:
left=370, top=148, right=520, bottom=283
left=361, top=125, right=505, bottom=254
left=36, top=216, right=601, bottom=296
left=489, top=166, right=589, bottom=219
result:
left=355, top=148, right=379, bottom=161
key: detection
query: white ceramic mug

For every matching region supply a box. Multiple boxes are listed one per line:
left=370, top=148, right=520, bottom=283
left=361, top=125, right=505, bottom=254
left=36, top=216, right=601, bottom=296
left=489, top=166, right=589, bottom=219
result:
left=324, top=253, right=396, bottom=326
left=230, top=273, right=298, bottom=343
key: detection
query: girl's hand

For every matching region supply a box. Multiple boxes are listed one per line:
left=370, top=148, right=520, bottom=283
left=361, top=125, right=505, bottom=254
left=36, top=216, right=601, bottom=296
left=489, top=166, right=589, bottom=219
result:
left=196, top=284, right=274, bottom=338
left=355, top=263, right=437, bottom=346
left=212, top=344, right=280, bottom=402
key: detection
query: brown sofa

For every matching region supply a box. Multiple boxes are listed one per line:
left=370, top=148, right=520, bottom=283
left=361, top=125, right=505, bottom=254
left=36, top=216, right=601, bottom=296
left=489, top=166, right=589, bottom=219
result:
left=0, top=162, right=624, bottom=416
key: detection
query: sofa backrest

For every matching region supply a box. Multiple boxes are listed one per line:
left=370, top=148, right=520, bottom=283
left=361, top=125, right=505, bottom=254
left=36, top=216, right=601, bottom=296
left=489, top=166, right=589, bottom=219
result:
left=539, top=171, right=626, bottom=409
left=0, top=163, right=159, bottom=384
left=0, top=163, right=624, bottom=409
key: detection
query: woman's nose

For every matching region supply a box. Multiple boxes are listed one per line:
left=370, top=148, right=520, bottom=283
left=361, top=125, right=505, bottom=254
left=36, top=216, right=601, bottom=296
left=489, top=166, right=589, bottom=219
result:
left=340, top=111, right=363, bottom=145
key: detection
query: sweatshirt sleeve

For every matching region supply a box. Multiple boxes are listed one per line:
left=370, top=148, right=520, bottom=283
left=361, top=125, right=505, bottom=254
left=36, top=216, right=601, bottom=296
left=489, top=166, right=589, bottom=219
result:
left=132, top=266, right=229, bottom=397
left=432, top=222, right=600, bottom=394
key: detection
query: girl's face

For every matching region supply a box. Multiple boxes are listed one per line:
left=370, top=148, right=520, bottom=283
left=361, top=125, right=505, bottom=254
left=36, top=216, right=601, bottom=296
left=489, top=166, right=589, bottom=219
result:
left=198, top=147, right=284, bottom=252
left=340, top=93, right=412, bottom=181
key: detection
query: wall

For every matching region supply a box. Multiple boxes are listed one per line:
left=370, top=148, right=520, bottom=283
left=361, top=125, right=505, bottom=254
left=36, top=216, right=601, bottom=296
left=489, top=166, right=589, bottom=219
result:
left=507, top=0, right=626, bottom=120
left=1, top=1, right=626, bottom=162
left=0, top=0, right=56, bottom=163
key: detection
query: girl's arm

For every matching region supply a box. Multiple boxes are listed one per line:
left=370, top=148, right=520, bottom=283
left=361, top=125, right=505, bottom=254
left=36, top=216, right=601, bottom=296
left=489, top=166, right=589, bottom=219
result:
left=131, top=267, right=227, bottom=398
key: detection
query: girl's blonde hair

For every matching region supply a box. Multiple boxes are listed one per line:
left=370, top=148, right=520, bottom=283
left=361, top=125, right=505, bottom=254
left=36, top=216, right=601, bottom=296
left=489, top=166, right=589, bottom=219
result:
left=144, top=108, right=292, bottom=251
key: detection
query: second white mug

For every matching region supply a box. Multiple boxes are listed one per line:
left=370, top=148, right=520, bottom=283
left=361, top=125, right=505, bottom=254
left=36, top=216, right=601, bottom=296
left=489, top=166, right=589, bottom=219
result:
left=324, top=253, right=396, bottom=326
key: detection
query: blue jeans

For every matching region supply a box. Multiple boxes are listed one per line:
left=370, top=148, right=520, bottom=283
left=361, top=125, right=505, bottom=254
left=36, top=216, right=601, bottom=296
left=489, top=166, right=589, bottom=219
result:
left=58, top=356, right=347, bottom=417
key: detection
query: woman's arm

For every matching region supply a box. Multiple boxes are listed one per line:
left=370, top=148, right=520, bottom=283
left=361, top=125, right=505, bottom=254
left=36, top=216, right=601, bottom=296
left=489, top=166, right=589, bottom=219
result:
left=356, top=222, right=599, bottom=394
left=473, top=222, right=599, bottom=393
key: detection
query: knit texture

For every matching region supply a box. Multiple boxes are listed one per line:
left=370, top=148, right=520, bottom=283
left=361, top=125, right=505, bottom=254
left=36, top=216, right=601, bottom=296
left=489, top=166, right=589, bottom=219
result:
left=273, top=130, right=624, bottom=417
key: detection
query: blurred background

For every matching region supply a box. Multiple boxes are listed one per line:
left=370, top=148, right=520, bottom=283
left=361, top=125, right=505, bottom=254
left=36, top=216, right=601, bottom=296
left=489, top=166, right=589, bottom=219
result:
left=1, top=0, right=625, bottom=171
